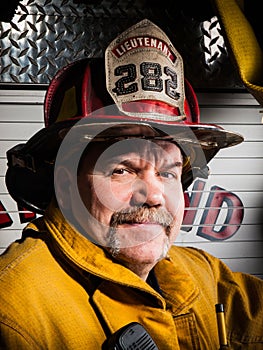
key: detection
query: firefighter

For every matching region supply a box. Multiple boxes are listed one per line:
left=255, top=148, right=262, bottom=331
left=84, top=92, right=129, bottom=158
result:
left=0, top=19, right=262, bottom=349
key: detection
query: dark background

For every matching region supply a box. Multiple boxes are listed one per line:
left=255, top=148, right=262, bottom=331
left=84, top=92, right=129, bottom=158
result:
left=0, top=0, right=261, bottom=91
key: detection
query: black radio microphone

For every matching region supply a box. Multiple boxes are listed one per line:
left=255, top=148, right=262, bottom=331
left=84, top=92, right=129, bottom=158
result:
left=103, top=322, right=159, bottom=350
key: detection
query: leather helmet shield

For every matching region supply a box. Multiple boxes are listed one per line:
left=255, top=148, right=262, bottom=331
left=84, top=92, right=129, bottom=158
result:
left=105, top=19, right=185, bottom=120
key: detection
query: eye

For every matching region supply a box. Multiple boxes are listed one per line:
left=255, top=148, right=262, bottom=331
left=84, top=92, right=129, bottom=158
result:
left=158, top=171, right=177, bottom=180
left=112, top=168, right=130, bottom=175
left=110, top=167, right=137, bottom=184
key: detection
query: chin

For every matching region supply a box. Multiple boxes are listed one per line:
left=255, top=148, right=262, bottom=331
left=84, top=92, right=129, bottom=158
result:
left=115, top=235, right=170, bottom=266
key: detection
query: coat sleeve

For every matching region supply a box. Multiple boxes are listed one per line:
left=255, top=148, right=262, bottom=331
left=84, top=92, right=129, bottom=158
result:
left=197, top=248, right=263, bottom=347
left=0, top=322, right=39, bottom=350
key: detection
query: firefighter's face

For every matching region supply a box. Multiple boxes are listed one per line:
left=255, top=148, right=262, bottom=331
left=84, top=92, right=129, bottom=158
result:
left=69, top=139, right=185, bottom=279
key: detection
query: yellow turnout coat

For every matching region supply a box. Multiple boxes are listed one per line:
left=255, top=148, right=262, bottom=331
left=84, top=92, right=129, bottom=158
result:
left=0, top=202, right=262, bottom=349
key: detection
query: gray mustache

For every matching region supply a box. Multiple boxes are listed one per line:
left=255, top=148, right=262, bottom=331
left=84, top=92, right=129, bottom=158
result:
left=110, top=207, right=174, bottom=227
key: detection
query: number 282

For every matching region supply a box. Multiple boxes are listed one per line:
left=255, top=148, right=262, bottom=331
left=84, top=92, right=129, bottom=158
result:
left=112, top=62, right=180, bottom=101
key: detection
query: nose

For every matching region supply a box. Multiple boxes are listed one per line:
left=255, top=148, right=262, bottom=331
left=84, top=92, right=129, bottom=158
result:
left=130, top=173, right=165, bottom=208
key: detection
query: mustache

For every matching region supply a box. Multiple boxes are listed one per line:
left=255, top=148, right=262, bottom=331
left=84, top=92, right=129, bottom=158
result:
left=110, top=206, right=174, bottom=228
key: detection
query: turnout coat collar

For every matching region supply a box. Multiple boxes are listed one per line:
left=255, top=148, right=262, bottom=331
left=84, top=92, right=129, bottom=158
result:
left=42, top=201, right=200, bottom=314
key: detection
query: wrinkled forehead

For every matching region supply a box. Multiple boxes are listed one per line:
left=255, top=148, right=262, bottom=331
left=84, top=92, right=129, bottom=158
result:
left=79, top=138, right=183, bottom=171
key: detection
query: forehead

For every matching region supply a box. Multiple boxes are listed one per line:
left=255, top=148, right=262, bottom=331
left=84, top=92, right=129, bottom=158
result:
left=79, top=139, right=182, bottom=171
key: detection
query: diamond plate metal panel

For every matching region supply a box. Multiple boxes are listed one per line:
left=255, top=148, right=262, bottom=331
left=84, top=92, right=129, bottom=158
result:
left=0, top=0, right=243, bottom=89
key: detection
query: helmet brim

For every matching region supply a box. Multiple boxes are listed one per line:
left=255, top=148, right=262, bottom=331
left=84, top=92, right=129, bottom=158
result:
left=5, top=116, right=243, bottom=214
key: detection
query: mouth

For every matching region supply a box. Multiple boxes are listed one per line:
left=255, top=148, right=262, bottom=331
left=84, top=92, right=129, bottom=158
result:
left=114, top=221, right=169, bottom=242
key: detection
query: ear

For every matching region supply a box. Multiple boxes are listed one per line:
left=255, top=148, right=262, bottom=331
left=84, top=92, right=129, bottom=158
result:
left=54, top=165, right=73, bottom=210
